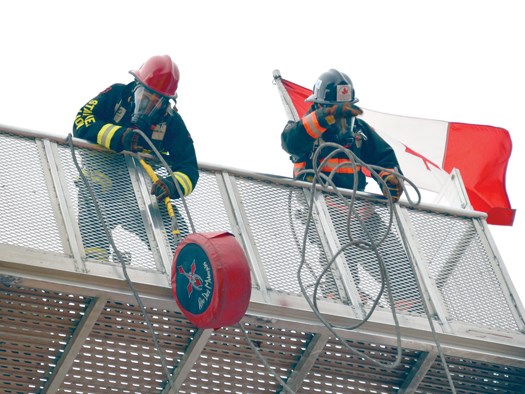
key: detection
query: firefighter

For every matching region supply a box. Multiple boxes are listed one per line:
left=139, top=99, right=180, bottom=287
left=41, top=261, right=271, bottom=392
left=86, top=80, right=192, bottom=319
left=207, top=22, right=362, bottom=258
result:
left=281, top=68, right=401, bottom=198
left=281, top=69, right=419, bottom=311
left=73, top=54, right=199, bottom=261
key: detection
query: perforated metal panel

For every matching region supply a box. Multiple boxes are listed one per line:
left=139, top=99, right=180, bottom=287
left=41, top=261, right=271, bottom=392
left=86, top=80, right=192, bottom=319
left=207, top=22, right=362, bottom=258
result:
left=304, top=339, right=420, bottom=393
left=323, top=193, right=424, bottom=314
left=0, top=134, right=63, bottom=253
left=58, top=145, right=159, bottom=270
left=169, top=170, right=233, bottom=239
left=178, top=322, right=312, bottom=393
left=417, top=356, right=525, bottom=393
left=2, top=282, right=524, bottom=394
left=0, top=281, right=90, bottom=393
left=58, top=299, right=194, bottom=393
left=233, top=178, right=339, bottom=300
left=407, top=209, right=518, bottom=331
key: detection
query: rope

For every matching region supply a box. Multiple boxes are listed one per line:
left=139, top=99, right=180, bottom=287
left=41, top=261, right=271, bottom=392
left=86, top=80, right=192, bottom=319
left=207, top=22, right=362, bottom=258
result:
left=66, top=134, right=174, bottom=390
left=292, top=141, right=457, bottom=392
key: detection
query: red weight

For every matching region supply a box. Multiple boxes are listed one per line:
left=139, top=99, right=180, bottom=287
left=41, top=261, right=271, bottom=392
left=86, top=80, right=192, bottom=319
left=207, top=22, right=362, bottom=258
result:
left=172, top=232, right=251, bottom=329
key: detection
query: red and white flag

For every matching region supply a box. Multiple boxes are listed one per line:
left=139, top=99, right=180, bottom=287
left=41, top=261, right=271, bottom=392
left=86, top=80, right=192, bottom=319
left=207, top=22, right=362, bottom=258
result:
left=275, top=73, right=515, bottom=226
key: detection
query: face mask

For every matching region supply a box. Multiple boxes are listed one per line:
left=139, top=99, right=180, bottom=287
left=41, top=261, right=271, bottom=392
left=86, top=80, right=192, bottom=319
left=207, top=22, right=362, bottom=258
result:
left=319, top=104, right=356, bottom=143
left=131, top=85, right=169, bottom=131
left=335, top=116, right=356, bottom=138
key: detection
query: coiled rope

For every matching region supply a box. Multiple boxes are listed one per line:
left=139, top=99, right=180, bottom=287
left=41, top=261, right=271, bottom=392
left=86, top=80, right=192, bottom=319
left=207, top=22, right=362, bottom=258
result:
left=288, top=141, right=456, bottom=392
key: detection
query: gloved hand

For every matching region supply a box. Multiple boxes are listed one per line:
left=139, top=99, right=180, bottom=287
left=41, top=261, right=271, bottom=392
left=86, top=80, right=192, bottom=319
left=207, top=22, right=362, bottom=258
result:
left=150, top=176, right=178, bottom=202
left=379, top=170, right=403, bottom=202
left=120, top=128, right=142, bottom=152
left=317, top=103, right=363, bottom=127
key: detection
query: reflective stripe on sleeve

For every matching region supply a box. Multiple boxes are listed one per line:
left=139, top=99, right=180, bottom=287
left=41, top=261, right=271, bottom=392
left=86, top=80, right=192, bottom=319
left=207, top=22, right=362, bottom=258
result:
left=97, top=124, right=123, bottom=149
left=301, top=112, right=325, bottom=139
left=173, top=172, right=193, bottom=196
left=293, top=162, right=306, bottom=178
left=320, top=158, right=361, bottom=174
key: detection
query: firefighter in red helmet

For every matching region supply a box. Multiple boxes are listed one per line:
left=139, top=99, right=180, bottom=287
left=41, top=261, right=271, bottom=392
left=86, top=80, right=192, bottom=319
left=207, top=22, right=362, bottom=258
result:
left=74, top=54, right=197, bottom=199
left=73, top=55, right=198, bottom=261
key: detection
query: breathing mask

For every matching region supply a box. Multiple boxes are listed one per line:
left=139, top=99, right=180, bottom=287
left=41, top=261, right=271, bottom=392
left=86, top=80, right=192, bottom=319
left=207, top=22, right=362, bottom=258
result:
left=131, top=84, right=170, bottom=131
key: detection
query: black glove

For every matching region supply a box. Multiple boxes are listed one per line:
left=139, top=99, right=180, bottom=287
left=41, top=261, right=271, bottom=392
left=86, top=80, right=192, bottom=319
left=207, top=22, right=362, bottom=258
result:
left=379, top=170, right=403, bottom=202
left=151, top=176, right=178, bottom=201
left=120, top=128, right=143, bottom=152
left=316, top=103, right=363, bottom=127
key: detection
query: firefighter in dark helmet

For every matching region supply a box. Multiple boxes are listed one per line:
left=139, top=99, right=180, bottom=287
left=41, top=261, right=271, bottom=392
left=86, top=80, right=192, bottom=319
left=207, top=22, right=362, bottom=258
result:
left=281, top=69, right=419, bottom=311
left=73, top=55, right=198, bottom=261
left=281, top=68, right=401, bottom=198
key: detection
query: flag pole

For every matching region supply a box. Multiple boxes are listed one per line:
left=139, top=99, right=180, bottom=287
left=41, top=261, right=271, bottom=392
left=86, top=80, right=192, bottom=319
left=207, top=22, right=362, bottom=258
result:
left=273, top=69, right=300, bottom=122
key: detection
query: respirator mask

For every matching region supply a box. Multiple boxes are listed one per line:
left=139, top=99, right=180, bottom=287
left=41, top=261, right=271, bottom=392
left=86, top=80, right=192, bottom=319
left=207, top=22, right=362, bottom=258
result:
left=131, top=85, right=169, bottom=131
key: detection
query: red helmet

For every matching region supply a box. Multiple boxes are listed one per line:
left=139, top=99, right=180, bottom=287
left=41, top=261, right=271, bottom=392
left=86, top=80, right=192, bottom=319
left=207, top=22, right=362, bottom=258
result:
left=129, top=55, right=179, bottom=98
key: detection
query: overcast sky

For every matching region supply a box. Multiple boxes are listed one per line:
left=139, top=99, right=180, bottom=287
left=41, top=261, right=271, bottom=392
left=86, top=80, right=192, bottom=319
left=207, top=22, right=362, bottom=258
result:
left=2, top=0, right=523, bottom=302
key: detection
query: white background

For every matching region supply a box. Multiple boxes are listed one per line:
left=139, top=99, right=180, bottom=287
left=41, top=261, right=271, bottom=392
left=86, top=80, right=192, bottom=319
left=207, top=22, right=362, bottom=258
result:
left=2, top=0, right=523, bottom=302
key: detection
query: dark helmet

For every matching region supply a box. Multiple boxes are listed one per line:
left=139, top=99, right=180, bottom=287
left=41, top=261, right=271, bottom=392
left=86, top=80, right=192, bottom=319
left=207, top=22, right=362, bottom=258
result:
left=129, top=55, right=179, bottom=98
left=306, top=69, right=358, bottom=105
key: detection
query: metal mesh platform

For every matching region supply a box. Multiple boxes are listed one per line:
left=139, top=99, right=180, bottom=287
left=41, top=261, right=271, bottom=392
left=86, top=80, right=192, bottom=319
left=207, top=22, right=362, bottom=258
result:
left=1, top=126, right=524, bottom=393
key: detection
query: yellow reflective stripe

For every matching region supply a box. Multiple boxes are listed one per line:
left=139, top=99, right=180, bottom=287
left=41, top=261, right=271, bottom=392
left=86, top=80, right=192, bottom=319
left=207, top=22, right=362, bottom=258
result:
left=173, top=171, right=193, bottom=196
left=302, top=112, right=325, bottom=139
left=97, top=124, right=122, bottom=149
